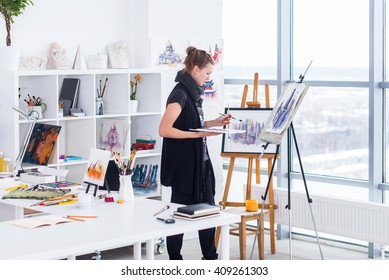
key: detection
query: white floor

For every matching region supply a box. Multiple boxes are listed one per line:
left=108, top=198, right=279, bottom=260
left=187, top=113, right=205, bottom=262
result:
left=76, top=230, right=387, bottom=260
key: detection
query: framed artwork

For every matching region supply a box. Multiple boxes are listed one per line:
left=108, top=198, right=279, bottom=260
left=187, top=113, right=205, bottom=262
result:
left=98, top=118, right=129, bottom=155
left=260, top=82, right=310, bottom=145
left=22, top=123, right=61, bottom=165
left=83, top=148, right=111, bottom=187
left=221, top=108, right=277, bottom=154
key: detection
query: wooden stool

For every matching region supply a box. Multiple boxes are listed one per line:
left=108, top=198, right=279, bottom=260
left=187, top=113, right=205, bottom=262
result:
left=224, top=207, right=269, bottom=260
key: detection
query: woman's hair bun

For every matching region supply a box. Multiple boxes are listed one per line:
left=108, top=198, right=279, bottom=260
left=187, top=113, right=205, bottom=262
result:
left=186, top=46, right=197, bottom=55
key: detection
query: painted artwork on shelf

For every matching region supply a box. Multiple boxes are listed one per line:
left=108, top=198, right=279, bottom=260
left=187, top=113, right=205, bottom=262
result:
left=83, top=148, right=111, bottom=187
left=221, top=108, right=277, bottom=154
left=131, top=163, right=159, bottom=196
left=22, top=123, right=62, bottom=165
left=98, top=118, right=129, bottom=154
left=260, top=82, right=310, bottom=145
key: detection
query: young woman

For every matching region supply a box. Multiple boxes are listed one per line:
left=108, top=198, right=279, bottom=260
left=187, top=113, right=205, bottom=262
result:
left=159, top=46, right=231, bottom=260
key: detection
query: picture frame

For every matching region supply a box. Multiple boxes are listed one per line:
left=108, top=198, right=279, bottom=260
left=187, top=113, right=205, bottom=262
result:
left=221, top=108, right=277, bottom=154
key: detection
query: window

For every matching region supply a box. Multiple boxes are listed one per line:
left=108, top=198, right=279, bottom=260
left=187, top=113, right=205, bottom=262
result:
left=293, top=0, right=369, bottom=81
left=223, top=0, right=277, bottom=80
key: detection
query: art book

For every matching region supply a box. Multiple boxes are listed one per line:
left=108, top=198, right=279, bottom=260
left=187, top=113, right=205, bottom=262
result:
left=98, top=118, right=129, bottom=154
left=176, top=203, right=221, bottom=216
left=173, top=212, right=220, bottom=221
left=10, top=215, right=75, bottom=229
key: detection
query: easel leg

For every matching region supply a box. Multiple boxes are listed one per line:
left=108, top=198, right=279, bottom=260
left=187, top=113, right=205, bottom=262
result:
left=249, top=145, right=280, bottom=260
left=290, top=124, right=324, bottom=260
left=267, top=158, right=276, bottom=254
left=246, top=157, right=253, bottom=199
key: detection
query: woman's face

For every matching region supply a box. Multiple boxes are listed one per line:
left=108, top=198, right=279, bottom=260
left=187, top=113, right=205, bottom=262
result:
left=192, top=63, right=214, bottom=86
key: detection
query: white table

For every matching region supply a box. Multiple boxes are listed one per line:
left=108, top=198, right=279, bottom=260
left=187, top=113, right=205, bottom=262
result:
left=0, top=194, right=240, bottom=260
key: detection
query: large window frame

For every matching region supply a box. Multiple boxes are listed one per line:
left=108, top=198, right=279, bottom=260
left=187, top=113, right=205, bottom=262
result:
left=223, top=0, right=386, bottom=210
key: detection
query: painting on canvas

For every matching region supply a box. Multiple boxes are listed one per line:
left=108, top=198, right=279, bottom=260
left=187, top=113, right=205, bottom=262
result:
left=98, top=119, right=129, bottom=155
left=22, top=123, right=61, bottom=165
left=83, top=148, right=111, bottom=186
left=221, top=108, right=277, bottom=154
left=260, top=83, right=310, bottom=145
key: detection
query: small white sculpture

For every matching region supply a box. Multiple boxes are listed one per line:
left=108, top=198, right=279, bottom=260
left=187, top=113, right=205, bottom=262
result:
left=48, top=42, right=71, bottom=69
left=87, top=53, right=108, bottom=69
left=106, top=40, right=130, bottom=68
left=19, top=56, right=47, bottom=69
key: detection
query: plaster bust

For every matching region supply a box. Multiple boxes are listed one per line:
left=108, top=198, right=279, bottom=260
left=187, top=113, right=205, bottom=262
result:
left=106, top=40, right=130, bottom=68
left=48, top=42, right=71, bottom=69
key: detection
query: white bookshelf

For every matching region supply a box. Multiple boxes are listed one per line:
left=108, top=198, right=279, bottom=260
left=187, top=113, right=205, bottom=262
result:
left=0, top=69, right=164, bottom=196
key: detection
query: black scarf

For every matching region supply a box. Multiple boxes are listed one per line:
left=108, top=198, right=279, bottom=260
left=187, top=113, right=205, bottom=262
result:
left=174, top=70, right=204, bottom=103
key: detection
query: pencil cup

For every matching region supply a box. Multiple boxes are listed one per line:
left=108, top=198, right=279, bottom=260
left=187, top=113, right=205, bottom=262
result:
left=96, top=97, right=104, bottom=115
left=27, top=104, right=46, bottom=119
left=118, top=174, right=134, bottom=202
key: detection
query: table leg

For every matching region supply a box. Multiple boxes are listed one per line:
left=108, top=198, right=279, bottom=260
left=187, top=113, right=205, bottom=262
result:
left=146, top=239, right=154, bottom=260
left=219, top=224, right=230, bottom=260
left=134, top=242, right=141, bottom=260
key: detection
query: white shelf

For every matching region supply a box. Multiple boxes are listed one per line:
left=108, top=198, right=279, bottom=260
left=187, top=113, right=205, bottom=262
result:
left=0, top=69, right=164, bottom=197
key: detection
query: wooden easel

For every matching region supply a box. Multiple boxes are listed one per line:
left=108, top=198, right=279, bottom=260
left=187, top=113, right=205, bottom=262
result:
left=215, top=73, right=278, bottom=255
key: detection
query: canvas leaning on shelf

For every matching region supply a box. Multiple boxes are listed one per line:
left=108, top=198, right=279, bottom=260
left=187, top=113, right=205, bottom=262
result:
left=98, top=118, right=130, bottom=153
left=22, top=123, right=62, bottom=166
left=9, top=215, right=75, bottom=229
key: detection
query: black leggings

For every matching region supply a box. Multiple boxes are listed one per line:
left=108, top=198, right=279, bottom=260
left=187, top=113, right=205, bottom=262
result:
left=167, top=160, right=218, bottom=260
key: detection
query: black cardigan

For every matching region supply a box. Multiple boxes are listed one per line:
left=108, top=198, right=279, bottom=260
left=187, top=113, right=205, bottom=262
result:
left=160, top=83, right=205, bottom=201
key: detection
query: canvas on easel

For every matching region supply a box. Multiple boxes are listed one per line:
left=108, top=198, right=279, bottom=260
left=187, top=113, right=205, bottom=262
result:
left=83, top=148, right=111, bottom=187
left=260, top=82, right=310, bottom=145
left=221, top=107, right=277, bottom=154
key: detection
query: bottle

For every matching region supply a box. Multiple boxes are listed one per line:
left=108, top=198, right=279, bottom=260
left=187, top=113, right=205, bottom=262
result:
left=0, top=152, right=4, bottom=172
left=4, top=158, right=13, bottom=173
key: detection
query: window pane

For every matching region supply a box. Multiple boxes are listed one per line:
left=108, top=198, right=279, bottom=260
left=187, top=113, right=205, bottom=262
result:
left=293, top=87, right=368, bottom=180
left=293, top=0, right=369, bottom=81
left=223, top=0, right=277, bottom=80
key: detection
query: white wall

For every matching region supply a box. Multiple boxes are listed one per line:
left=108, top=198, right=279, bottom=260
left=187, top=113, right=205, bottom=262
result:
left=1, top=0, right=225, bottom=201
left=3, top=0, right=132, bottom=61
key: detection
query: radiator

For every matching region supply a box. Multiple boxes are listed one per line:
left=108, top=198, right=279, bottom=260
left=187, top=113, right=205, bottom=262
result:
left=252, top=186, right=389, bottom=245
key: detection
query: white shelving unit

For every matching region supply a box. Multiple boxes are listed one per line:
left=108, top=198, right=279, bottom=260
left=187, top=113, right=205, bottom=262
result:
left=0, top=68, right=164, bottom=197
